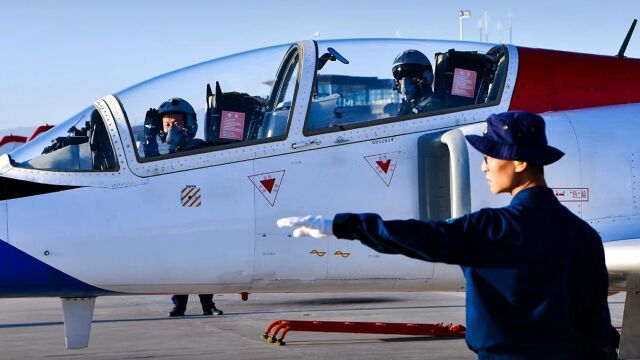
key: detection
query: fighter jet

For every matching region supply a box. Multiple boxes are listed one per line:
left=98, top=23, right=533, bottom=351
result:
left=1, top=31, right=640, bottom=357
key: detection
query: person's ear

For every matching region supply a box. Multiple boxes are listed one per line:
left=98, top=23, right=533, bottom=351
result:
left=513, top=161, right=528, bottom=173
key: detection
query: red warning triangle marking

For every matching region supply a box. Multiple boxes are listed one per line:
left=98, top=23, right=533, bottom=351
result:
left=376, top=159, right=391, bottom=174
left=364, top=152, right=400, bottom=187
left=260, top=178, right=276, bottom=193
left=248, top=170, right=286, bottom=207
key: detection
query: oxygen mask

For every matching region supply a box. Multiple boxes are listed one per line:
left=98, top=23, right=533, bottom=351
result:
left=400, top=77, right=420, bottom=102
left=166, top=125, right=189, bottom=152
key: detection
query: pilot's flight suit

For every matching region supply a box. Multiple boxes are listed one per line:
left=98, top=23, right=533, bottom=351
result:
left=332, top=186, right=612, bottom=359
left=397, top=90, right=444, bottom=116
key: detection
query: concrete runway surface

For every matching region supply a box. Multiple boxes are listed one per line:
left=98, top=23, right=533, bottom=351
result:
left=0, top=291, right=626, bottom=360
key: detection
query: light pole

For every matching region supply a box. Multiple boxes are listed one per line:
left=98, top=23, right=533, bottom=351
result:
left=459, top=10, right=471, bottom=40
left=483, top=11, right=489, bottom=42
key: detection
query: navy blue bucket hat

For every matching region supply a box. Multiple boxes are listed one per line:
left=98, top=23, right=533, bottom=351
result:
left=465, top=111, right=564, bottom=166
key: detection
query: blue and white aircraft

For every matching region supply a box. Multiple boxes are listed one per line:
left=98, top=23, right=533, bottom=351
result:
left=2, top=37, right=640, bottom=358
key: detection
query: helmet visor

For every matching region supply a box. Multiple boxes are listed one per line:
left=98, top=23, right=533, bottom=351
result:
left=392, top=63, right=429, bottom=80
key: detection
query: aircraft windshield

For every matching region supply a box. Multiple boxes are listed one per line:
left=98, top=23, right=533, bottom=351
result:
left=116, top=43, right=299, bottom=160
left=9, top=106, right=117, bottom=171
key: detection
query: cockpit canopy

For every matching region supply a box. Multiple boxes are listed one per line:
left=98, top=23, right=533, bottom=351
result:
left=7, top=39, right=509, bottom=171
left=112, top=39, right=506, bottom=162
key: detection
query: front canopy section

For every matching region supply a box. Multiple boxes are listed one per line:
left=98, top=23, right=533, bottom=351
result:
left=8, top=106, right=117, bottom=172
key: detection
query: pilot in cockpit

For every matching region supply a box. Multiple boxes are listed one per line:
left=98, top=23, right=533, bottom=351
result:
left=392, top=49, right=444, bottom=116
left=143, top=97, right=203, bottom=156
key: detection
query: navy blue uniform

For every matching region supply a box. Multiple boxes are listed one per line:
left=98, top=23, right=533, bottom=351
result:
left=333, top=186, right=611, bottom=359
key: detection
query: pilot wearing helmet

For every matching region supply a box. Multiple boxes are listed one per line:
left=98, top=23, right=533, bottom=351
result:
left=142, top=97, right=203, bottom=157
left=392, top=49, right=444, bottom=116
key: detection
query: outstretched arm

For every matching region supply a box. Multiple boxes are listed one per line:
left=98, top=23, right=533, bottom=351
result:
left=279, top=209, right=521, bottom=267
left=332, top=213, right=467, bottom=264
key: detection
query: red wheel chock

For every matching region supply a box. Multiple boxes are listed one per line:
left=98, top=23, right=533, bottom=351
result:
left=262, top=320, right=465, bottom=346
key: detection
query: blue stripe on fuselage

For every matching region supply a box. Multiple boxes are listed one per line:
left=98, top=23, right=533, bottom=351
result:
left=0, top=239, right=117, bottom=297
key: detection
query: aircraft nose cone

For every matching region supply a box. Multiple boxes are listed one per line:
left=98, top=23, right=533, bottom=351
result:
left=0, top=197, right=114, bottom=297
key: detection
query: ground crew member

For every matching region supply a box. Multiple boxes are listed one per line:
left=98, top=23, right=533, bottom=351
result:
left=392, top=49, right=444, bottom=116
left=278, top=111, right=613, bottom=359
left=170, top=294, right=223, bottom=317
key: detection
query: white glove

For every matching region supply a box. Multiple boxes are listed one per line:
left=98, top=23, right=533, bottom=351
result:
left=277, top=215, right=333, bottom=238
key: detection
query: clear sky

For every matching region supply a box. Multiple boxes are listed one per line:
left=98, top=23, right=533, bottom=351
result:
left=0, top=0, right=638, bottom=130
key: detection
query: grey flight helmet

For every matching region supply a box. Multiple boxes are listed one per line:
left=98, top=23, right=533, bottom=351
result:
left=157, top=97, right=198, bottom=140
left=392, top=49, right=434, bottom=88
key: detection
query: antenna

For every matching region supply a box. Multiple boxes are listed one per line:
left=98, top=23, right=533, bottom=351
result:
left=618, top=19, right=637, bottom=58
left=508, top=9, right=513, bottom=44
left=459, top=10, right=471, bottom=41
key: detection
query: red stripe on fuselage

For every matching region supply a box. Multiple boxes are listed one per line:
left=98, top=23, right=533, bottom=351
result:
left=509, top=47, right=640, bottom=113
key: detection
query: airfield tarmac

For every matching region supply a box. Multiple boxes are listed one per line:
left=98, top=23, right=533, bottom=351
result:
left=0, top=291, right=626, bottom=360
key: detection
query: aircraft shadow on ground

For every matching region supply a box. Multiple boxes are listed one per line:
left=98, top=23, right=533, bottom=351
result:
left=0, top=317, right=177, bottom=329
left=228, top=303, right=465, bottom=316
left=0, top=301, right=466, bottom=329
left=269, top=297, right=398, bottom=305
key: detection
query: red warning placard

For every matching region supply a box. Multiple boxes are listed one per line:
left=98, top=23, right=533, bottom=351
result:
left=248, top=170, right=285, bottom=207
left=451, top=68, right=477, bottom=98
left=220, top=111, right=245, bottom=140
left=364, top=152, right=400, bottom=187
